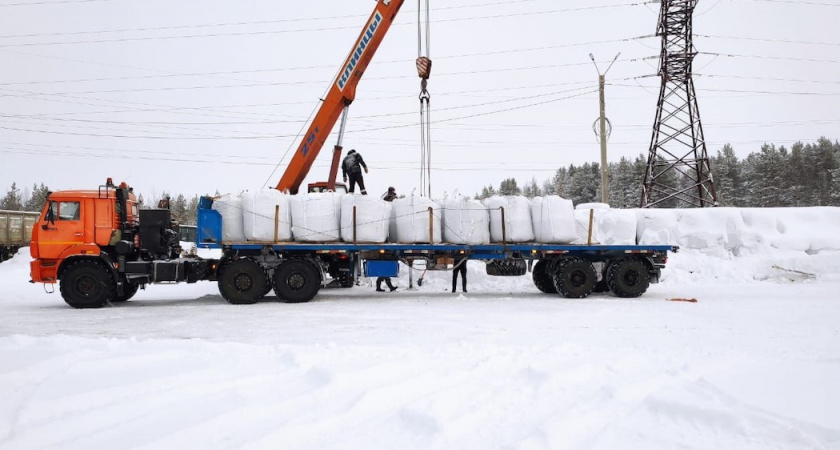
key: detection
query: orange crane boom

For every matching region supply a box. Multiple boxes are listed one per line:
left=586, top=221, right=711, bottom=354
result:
left=276, top=0, right=407, bottom=194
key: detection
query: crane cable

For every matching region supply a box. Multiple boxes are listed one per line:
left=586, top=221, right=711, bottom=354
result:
left=417, top=0, right=432, bottom=197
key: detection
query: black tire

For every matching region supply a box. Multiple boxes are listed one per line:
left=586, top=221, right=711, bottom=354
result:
left=273, top=259, right=321, bottom=303
left=218, top=258, right=268, bottom=305
left=60, top=260, right=116, bottom=308
left=552, top=257, right=597, bottom=299
left=532, top=260, right=557, bottom=294
left=486, top=259, right=527, bottom=276
left=339, top=270, right=354, bottom=288
left=112, top=281, right=139, bottom=302
left=607, top=257, right=651, bottom=298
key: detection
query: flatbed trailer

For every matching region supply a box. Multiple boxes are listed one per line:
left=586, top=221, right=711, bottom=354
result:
left=197, top=205, right=678, bottom=304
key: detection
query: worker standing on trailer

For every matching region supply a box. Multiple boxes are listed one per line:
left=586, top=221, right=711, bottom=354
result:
left=342, top=149, right=369, bottom=195
left=376, top=187, right=399, bottom=292
left=452, top=257, right=467, bottom=293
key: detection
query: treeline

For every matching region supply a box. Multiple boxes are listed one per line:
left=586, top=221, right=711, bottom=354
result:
left=4, top=138, right=839, bottom=218
left=475, top=137, right=840, bottom=208
left=0, top=184, right=203, bottom=225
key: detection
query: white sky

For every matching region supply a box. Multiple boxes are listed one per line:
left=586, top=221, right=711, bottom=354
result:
left=1, top=0, right=838, bottom=201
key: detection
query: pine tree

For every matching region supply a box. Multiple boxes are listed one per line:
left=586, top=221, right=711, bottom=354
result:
left=24, top=183, right=50, bottom=212
left=185, top=195, right=200, bottom=225
left=498, top=178, right=521, bottom=196
left=712, top=144, right=742, bottom=206
left=0, top=182, right=23, bottom=211
left=522, top=177, right=541, bottom=198
left=171, top=194, right=188, bottom=223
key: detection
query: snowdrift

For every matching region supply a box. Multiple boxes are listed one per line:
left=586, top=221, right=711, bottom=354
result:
left=636, top=207, right=840, bottom=255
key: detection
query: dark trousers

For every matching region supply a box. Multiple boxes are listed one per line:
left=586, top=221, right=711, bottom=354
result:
left=452, top=261, right=467, bottom=292
left=376, top=277, right=395, bottom=291
left=348, top=173, right=367, bottom=195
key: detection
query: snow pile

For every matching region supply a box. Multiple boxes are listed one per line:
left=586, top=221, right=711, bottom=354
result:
left=241, top=190, right=292, bottom=242
left=484, top=195, right=535, bottom=243
left=392, top=196, right=442, bottom=243
left=574, top=203, right=637, bottom=245
left=637, top=207, right=840, bottom=256
left=290, top=193, right=341, bottom=242
left=339, top=194, right=392, bottom=243
left=211, top=193, right=245, bottom=242
left=443, top=196, right=490, bottom=245
left=530, top=196, right=577, bottom=244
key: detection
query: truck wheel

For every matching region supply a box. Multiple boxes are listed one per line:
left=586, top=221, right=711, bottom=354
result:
left=607, top=257, right=650, bottom=298
left=112, top=281, right=139, bottom=302
left=60, top=260, right=117, bottom=308
left=552, top=257, right=597, bottom=299
left=218, top=258, right=268, bottom=305
left=273, top=259, right=320, bottom=303
left=532, top=260, right=557, bottom=294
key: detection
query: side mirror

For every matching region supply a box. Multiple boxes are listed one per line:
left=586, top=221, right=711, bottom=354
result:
left=45, top=205, right=56, bottom=225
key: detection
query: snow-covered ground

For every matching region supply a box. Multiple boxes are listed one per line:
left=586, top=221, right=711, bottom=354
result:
left=2, top=243, right=840, bottom=448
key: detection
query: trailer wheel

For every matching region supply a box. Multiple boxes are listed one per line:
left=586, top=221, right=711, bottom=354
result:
left=112, top=281, right=139, bottom=302
left=274, top=259, right=320, bottom=303
left=552, top=257, right=597, bottom=299
left=532, top=260, right=557, bottom=294
left=60, top=260, right=117, bottom=308
left=607, top=257, right=650, bottom=298
left=218, top=258, right=268, bottom=305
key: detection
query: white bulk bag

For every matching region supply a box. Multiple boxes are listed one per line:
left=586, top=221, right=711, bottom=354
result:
left=212, top=193, right=246, bottom=243
left=393, top=196, right=442, bottom=243
left=443, top=196, right=490, bottom=245
left=573, top=205, right=637, bottom=245
left=530, top=196, right=577, bottom=244
left=241, top=190, right=292, bottom=242
left=290, top=193, right=341, bottom=242
left=484, top=195, right=535, bottom=243
left=340, top=194, right=392, bottom=243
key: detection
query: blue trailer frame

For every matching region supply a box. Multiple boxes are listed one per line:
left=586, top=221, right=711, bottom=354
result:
left=197, top=199, right=678, bottom=303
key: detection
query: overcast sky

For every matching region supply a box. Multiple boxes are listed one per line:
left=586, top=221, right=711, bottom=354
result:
left=1, top=0, right=838, bottom=202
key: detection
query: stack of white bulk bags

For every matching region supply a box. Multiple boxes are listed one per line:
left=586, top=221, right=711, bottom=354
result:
left=241, top=190, right=292, bottom=242
left=212, top=194, right=246, bottom=243
left=530, top=196, right=577, bottom=244
left=393, top=196, right=442, bottom=243
left=290, top=193, right=341, bottom=242
left=340, top=194, right=392, bottom=243
left=484, top=195, right=534, bottom=243
left=443, top=196, right=490, bottom=245
left=574, top=203, right=637, bottom=245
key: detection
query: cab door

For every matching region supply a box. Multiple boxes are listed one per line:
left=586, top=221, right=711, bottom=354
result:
left=38, top=200, right=85, bottom=260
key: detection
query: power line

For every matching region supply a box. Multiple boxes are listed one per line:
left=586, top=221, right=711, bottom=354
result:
left=698, top=51, right=840, bottom=65
left=0, top=37, right=645, bottom=87
left=697, top=33, right=840, bottom=47
left=0, top=3, right=645, bottom=48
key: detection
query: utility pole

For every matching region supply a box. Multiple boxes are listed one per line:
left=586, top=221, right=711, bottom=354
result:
left=590, top=53, right=620, bottom=205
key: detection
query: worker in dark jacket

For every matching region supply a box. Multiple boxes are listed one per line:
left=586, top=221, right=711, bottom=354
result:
left=376, top=186, right=398, bottom=292
left=342, top=149, right=369, bottom=195
left=452, top=257, right=467, bottom=293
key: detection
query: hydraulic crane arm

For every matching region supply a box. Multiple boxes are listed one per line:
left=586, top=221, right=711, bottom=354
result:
left=276, top=0, right=407, bottom=194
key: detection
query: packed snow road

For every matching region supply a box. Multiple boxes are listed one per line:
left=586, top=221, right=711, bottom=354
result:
left=1, top=249, right=839, bottom=449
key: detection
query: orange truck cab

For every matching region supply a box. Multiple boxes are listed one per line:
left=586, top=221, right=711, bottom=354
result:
left=30, top=179, right=216, bottom=308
